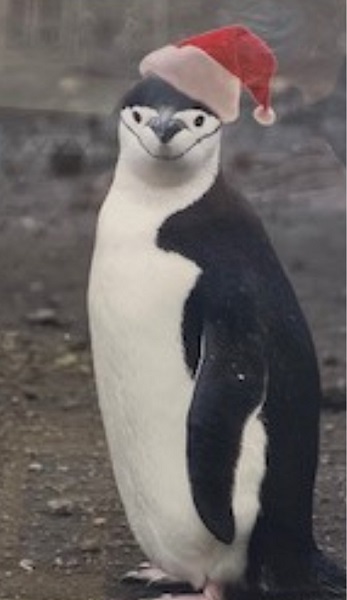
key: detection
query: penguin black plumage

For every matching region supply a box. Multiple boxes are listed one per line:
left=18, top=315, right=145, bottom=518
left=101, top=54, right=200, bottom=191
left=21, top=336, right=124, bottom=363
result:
left=88, top=27, right=345, bottom=600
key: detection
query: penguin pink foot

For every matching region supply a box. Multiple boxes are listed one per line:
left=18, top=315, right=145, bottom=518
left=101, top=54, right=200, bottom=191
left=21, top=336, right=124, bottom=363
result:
left=140, top=582, right=223, bottom=600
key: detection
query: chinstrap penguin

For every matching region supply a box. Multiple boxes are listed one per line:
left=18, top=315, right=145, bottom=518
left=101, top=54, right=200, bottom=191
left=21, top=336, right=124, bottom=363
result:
left=88, top=27, right=345, bottom=600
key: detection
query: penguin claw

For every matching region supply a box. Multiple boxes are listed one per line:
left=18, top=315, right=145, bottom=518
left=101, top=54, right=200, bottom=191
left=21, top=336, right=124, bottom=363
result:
left=121, top=563, right=192, bottom=592
left=142, top=595, right=202, bottom=600
left=122, top=563, right=168, bottom=584
left=138, top=584, right=222, bottom=600
left=122, top=564, right=171, bottom=584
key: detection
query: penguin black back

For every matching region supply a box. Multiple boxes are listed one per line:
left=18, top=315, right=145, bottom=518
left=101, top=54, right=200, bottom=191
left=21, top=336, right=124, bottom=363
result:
left=157, top=172, right=334, bottom=593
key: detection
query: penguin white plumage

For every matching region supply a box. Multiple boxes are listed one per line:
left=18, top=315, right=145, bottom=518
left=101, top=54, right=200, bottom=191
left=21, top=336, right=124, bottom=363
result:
left=88, top=26, right=345, bottom=600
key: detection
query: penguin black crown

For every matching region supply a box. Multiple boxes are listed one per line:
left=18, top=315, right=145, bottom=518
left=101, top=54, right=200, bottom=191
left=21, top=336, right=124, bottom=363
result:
left=88, top=26, right=345, bottom=600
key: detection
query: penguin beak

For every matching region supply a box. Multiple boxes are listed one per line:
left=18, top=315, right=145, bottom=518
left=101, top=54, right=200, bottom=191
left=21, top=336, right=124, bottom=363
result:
left=148, top=115, right=186, bottom=144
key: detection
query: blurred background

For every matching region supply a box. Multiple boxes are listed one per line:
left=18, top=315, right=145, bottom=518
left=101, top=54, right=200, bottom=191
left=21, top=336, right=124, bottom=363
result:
left=0, top=2, right=345, bottom=599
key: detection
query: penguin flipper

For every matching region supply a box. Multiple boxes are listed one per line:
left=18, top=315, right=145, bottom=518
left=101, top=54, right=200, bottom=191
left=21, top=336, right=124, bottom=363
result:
left=187, top=313, right=266, bottom=545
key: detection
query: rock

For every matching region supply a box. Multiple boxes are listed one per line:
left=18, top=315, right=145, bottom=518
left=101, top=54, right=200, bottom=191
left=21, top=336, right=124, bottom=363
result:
left=19, top=558, right=35, bottom=572
left=23, top=386, right=39, bottom=401
left=54, top=352, right=78, bottom=368
left=19, top=216, right=43, bottom=234
left=322, top=386, right=346, bottom=411
left=57, top=464, right=69, bottom=473
left=61, top=399, right=82, bottom=411
left=47, top=498, right=75, bottom=516
left=25, top=307, right=61, bottom=327
left=49, top=140, right=85, bottom=177
left=93, top=516, right=106, bottom=527
left=79, top=538, right=101, bottom=553
left=66, top=336, right=89, bottom=352
left=323, top=353, right=340, bottom=367
left=53, top=556, right=63, bottom=568
left=29, top=280, right=45, bottom=293
left=65, top=556, right=80, bottom=568
left=28, top=462, right=43, bottom=473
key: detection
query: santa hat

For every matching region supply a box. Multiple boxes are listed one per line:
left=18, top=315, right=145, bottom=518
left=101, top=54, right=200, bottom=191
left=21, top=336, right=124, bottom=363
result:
left=139, top=25, right=277, bottom=126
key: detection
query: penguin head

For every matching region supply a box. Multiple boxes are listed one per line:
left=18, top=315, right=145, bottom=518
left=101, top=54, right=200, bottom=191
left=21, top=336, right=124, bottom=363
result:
left=118, top=77, right=222, bottom=179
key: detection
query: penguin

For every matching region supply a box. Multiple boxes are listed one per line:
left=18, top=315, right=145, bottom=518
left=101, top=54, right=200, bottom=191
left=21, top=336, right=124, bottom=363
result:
left=88, top=27, right=345, bottom=600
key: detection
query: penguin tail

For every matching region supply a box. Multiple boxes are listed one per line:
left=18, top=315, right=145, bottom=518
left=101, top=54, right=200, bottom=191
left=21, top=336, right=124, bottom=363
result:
left=308, top=548, right=346, bottom=598
left=231, top=546, right=346, bottom=599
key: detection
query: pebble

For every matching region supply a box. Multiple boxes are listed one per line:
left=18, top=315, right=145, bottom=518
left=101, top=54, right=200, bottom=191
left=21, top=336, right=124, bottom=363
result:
left=62, top=399, right=81, bottom=411
left=28, top=462, right=43, bottom=472
left=47, top=498, right=75, bottom=516
left=49, top=140, right=85, bottom=177
left=23, top=387, right=39, bottom=401
left=54, top=352, right=78, bottom=368
left=336, top=377, right=346, bottom=389
left=26, top=307, right=61, bottom=327
left=323, top=353, right=339, bottom=367
left=324, top=422, right=335, bottom=432
left=19, top=558, right=35, bottom=572
left=24, top=447, right=36, bottom=457
left=57, top=464, right=69, bottom=473
left=53, top=556, right=63, bottom=568
left=19, top=216, right=42, bottom=234
left=93, top=516, right=106, bottom=527
left=79, top=538, right=101, bottom=553
left=66, top=556, right=80, bottom=568
left=29, top=280, right=45, bottom=293
left=25, top=410, right=36, bottom=419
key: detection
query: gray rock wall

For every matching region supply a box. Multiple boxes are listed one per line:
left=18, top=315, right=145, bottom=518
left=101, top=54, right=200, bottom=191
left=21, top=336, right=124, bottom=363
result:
left=0, top=0, right=345, bottom=111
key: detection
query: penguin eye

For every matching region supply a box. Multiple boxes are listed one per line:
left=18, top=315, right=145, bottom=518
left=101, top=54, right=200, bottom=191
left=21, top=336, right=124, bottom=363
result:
left=194, top=114, right=205, bottom=127
left=132, top=110, right=142, bottom=124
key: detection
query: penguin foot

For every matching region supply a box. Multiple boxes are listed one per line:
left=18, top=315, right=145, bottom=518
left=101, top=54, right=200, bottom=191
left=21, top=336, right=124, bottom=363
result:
left=122, top=562, right=193, bottom=593
left=122, top=562, right=173, bottom=585
left=140, top=582, right=223, bottom=600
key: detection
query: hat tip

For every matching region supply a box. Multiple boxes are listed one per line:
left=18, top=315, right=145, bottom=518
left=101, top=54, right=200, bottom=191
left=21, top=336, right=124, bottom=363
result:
left=253, top=105, right=276, bottom=126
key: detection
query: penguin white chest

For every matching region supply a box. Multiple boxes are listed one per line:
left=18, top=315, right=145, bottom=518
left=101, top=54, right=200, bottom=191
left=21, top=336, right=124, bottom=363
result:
left=88, top=189, right=211, bottom=581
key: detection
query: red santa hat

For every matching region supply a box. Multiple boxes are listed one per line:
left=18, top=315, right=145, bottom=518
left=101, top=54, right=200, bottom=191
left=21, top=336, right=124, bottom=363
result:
left=139, top=25, right=277, bottom=126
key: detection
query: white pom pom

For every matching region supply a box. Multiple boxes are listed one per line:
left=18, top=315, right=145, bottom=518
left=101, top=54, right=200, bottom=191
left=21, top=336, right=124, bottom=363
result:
left=253, top=105, right=276, bottom=126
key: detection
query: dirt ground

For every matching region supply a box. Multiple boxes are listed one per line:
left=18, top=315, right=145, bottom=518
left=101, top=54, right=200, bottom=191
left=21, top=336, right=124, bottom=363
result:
left=0, top=81, right=345, bottom=600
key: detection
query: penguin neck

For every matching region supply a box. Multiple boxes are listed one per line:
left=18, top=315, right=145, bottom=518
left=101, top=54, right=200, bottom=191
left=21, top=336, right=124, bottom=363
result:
left=112, top=144, right=221, bottom=214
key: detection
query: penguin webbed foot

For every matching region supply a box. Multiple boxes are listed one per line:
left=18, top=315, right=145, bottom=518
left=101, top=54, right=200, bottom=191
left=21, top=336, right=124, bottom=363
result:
left=137, top=582, right=223, bottom=600
left=122, top=562, right=193, bottom=594
left=122, top=571, right=223, bottom=600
